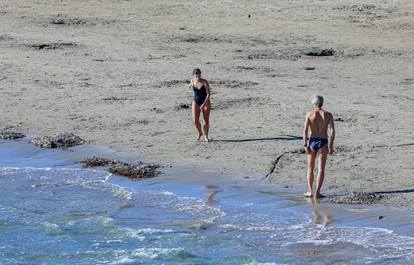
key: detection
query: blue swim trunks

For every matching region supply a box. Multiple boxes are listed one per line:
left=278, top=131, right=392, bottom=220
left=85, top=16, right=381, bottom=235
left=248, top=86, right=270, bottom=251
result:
left=309, top=138, right=328, bottom=151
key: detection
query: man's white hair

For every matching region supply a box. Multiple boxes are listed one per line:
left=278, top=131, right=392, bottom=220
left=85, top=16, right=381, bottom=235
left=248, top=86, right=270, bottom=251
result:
left=311, top=95, right=324, bottom=107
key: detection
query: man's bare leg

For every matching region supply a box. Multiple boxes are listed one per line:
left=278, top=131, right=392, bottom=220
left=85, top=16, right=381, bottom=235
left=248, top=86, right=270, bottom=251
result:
left=192, top=101, right=202, bottom=140
left=315, top=147, right=328, bottom=198
left=305, top=151, right=316, bottom=197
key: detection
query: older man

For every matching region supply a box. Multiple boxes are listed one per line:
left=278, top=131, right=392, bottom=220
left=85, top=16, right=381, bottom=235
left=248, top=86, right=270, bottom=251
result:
left=303, top=95, right=335, bottom=198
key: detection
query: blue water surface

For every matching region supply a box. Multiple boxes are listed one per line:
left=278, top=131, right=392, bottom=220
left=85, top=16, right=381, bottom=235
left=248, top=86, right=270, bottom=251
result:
left=1, top=139, right=414, bottom=265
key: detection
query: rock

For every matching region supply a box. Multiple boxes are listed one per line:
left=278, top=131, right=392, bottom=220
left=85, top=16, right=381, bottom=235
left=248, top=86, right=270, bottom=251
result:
left=304, top=49, right=336, bottom=57
left=330, top=192, right=385, bottom=205
left=378, top=216, right=384, bottom=220
left=0, top=127, right=25, bottom=140
left=30, top=132, right=85, bottom=148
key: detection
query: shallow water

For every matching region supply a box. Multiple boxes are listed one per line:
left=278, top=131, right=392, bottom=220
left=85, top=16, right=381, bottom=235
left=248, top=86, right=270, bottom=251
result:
left=1, top=140, right=414, bottom=264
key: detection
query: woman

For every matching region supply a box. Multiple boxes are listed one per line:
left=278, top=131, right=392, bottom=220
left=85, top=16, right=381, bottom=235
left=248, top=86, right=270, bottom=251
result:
left=188, top=68, right=211, bottom=142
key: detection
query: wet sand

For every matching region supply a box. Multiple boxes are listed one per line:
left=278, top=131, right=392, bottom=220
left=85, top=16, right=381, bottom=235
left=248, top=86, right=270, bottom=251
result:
left=1, top=0, right=414, bottom=208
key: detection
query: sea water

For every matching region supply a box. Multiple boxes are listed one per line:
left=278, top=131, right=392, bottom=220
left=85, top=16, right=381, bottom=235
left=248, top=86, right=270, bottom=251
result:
left=1, top=139, right=414, bottom=265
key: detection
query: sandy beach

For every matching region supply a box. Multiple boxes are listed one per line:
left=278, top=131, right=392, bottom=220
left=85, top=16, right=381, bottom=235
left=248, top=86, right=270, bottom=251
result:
left=1, top=0, right=413, bottom=207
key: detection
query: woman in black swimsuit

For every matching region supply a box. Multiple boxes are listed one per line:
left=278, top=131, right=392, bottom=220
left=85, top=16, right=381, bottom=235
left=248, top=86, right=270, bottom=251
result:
left=188, top=68, right=211, bottom=142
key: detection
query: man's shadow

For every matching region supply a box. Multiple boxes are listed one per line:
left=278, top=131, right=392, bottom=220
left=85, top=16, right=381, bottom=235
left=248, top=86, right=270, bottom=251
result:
left=213, top=135, right=302, bottom=143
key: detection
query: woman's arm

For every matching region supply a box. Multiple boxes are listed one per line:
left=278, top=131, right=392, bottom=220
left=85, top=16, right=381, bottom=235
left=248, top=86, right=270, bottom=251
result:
left=187, top=78, right=194, bottom=90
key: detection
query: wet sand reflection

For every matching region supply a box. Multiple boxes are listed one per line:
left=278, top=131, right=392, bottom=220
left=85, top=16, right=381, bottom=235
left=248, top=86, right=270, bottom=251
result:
left=307, top=197, right=333, bottom=226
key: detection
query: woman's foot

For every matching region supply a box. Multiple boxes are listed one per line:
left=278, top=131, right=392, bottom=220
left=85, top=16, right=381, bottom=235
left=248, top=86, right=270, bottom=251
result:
left=204, top=136, right=210, bottom=142
left=196, top=133, right=203, bottom=141
left=315, top=193, right=326, bottom=199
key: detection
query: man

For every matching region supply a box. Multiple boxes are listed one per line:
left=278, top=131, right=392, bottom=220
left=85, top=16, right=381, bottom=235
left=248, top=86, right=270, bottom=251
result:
left=303, top=95, right=335, bottom=198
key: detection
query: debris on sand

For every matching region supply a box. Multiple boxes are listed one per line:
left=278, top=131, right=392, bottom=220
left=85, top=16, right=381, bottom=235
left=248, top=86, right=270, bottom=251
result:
left=30, top=133, right=85, bottom=148
left=46, top=14, right=118, bottom=27
left=304, top=49, right=336, bottom=57
left=176, top=103, right=190, bottom=110
left=28, top=42, right=78, bottom=50
left=102, top=96, right=128, bottom=102
left=330, top=192, right=385, bottom=205
left=108, top=162, right=159, bottom=179
left=83, top=156, right=117, bottom=167
left=83, top=156, right=159, bottom=179
left=155, top=80, right=188, bottom=88
left=291, top=147, right=306, bottom=154
left=0, top=127, right=25, bottom=140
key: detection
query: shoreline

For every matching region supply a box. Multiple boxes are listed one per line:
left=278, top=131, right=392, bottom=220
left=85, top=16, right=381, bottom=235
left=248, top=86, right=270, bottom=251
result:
left=1, top=137, right=414, bottom=239
left=1, top=130, right=412, bottom=209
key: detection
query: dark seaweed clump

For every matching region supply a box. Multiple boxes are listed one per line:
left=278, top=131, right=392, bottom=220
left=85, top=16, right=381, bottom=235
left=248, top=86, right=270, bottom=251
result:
left=0, top=127, right=25, bottom=140
left=83, top=156, right=159, bottom=179
left=30, top=133, right=85, bottom=148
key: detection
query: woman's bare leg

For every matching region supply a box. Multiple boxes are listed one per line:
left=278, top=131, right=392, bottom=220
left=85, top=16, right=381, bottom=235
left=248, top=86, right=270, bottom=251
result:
left=305, top=151, right=317, bottom=197
left=315, top=146, right=328, bottom=198
left=192, top=101, right=202, bottom=140
left=202, top=101, right=211, bottom=142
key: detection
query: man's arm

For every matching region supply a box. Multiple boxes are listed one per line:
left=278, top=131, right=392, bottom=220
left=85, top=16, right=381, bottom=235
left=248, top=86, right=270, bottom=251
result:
left=303, top=113, right=310, bottom=153
left=328, top=113, right=336, bottom=154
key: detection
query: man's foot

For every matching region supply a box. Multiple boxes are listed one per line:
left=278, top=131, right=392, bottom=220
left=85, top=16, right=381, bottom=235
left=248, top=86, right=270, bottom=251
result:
left=315, top=193, right=326, bottom=199
left=196, top=133, right=203, bottom=141
left=204, top=136, right=210, bottom=142
left=304, top=192, right=313, bottom=197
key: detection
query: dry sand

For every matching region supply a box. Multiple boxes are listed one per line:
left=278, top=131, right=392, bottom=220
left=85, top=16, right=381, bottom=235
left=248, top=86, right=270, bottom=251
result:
left=1, top=0, right=413, bottom=207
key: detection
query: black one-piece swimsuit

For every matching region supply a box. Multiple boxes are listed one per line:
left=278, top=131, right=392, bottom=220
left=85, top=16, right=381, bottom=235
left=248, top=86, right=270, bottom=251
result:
left=193, top=85, right=207, bottom=106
